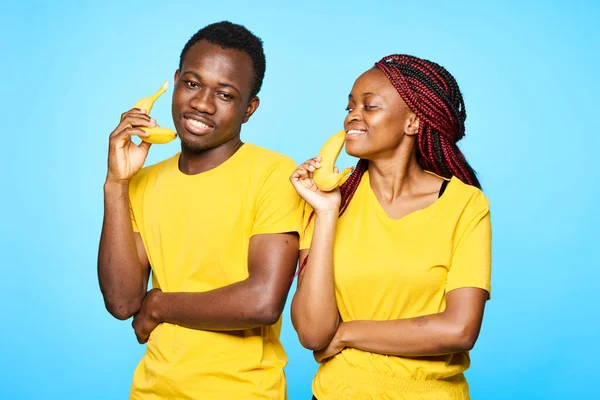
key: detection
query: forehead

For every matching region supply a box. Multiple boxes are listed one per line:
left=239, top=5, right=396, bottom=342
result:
left=181, top=40, right=254, bottom=91
left=351, top=68, right=395, bottom=96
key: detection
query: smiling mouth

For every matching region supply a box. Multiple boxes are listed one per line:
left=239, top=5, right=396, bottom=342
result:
left=184, top=117, right=213, bottom=135
left=346, top=129, right=367, bottom=137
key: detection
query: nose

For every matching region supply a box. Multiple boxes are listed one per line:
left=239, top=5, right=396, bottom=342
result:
left=189, top=88, right=216, bottom=115
left=344, top=108, right=361, bottom=128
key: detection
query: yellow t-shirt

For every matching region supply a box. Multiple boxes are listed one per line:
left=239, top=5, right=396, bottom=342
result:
left=300, top=172, right=492, bottom=400
left=128, top=144, right=302, bottom=400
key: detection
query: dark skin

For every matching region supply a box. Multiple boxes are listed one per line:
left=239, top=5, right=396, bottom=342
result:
left=290, top=68, right=487, bottom=361
left=98, top=40, right=299, bottom=344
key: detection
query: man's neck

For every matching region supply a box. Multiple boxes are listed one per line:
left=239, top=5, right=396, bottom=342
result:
left=178, top=138, right=244, bottom=175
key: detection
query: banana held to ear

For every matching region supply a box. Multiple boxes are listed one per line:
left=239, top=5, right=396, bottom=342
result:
left=312, top=130, right=353, bottom=192
left=133, top=81, right=177, bottom=145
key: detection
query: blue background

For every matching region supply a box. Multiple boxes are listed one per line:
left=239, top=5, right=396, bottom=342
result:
left=2, top=0, right=598, bottom=398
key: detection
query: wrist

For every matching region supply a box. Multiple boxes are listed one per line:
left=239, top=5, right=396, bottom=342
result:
left=337, top=321, right=352, bottom=347
left=146, top=289, right=165, bottom=322
left=104, top=178, right=130, bottom=192
left=314, top=209, right=339, bottom=219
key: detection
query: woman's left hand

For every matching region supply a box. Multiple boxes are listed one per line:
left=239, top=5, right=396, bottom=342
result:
left=314, top=323, right=346, bottom=363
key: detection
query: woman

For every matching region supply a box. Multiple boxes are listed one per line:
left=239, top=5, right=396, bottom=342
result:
left=290, top=54, right=491, bottom=399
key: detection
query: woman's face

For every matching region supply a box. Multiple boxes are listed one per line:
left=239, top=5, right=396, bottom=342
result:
left=344, top=68, right=418, bottom=160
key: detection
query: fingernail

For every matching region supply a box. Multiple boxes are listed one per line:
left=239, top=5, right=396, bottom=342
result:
left=151, top=119, right=157, bottom=125
left=316, top=162, right=321, bottom=167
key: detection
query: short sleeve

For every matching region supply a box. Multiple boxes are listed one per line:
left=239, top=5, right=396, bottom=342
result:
left=129, top=199, right=140, bottom=233
left=251, top=158, right=303, bottom=236
left=446, top=197, right=492, bottom=297
left=128, top=177, right=141, bottom=233
left=299, top=201, right=315, bottom=250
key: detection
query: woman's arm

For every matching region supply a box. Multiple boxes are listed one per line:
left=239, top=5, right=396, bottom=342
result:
left=289, top=158, right=344, bottom=350
left=291, top=213, right=340, bottom=350
left=315, top=287, right=487, bottom=361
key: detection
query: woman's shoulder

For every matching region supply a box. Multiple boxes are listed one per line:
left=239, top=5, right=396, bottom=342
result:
left=447, top=176, right=490, bottom=213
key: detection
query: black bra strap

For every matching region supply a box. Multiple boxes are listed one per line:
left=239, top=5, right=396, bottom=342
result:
left=439, top=179, right=449, bottom=198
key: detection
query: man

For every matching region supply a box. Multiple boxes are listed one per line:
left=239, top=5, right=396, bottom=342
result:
left=98, top=21, right=301, bottom=399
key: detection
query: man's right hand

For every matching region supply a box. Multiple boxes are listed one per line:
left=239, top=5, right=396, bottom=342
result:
left=106, top=108, right=157, bottom=184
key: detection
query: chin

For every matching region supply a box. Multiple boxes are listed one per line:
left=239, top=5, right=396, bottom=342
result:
left=180, top=135, right=213, bottom=153
left=345, top=142, right=370, bottom=159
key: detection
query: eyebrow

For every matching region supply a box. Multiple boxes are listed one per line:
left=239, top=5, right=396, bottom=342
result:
left=182, top=71, right=241, bottom=95
left=348, top=92, right=380, bottom=99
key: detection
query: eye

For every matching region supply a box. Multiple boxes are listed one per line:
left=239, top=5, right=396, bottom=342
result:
left=363, top=105, right=377, bottom=110
left=217, top=92, right=235, bottom=101
left=184, top=80, right=199, bottom=89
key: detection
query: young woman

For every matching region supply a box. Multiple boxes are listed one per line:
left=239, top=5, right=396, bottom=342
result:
left=290, top=54, right=491, bottom=399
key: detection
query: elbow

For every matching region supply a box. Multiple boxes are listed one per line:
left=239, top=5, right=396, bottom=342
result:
left=104, top=299, right=140, bottom=321
left=292, top=315, right=337, bottom=350
left=258, top=305, right=283, bottom=326
left=298, top=332, right=332, bottom=351
left=452, top=325, right=480, bottom=352
left=254, top=295, right=285, bottom=326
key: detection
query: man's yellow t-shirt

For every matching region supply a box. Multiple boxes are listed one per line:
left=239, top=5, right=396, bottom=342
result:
left=301, top=172, right=492, bottom=400
left=128, top=144, right=302, bottom=400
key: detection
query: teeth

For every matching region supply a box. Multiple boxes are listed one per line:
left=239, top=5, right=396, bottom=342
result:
left=347, top=129, right=366, bottom=135
left=187, top=118, right=211, bottom=129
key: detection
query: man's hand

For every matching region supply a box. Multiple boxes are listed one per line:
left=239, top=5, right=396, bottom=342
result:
left=132, top=288, right=163, bottom=344
left=106, top=109, right=156, bottom=185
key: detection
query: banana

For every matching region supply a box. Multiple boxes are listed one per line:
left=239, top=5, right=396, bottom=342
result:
left=312, top=130, right=353, bottom=191
left=133, top=81, right=177, bottom=144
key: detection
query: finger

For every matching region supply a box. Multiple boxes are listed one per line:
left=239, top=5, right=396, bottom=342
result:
left=334, top=166, right=339, bottom=173
left=138, top=140, right=152, bottom=153
left=110, top=115, right=154, bottom=138
left=306, top=158, right=322, bottom=169
left=293, top=165, right=312, bottom=179
left=121, top=108, right=152, bottom=121
left=123, top=115, right=157, bottom=128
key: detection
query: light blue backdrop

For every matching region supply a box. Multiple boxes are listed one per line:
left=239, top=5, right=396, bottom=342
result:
left=2, top=0, right=598, bottom=398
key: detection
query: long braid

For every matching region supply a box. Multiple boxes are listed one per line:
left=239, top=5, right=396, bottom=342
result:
left=374, top=54, right=480, bottom=188
left=297, top=54, right=480, bottom=277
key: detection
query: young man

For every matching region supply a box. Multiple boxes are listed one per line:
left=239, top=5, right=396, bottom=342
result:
left=98, top=21, right=301, bottom=399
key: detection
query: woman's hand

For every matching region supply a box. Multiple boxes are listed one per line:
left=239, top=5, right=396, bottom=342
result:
left=313, top=322, right=346, bottom=363
left=290, top=157, right=344, bottom=215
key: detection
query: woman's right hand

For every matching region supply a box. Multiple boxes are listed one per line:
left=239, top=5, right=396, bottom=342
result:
left=290, top=157, right=342, bottom=215
left=106, top=108, right=157, bottom=184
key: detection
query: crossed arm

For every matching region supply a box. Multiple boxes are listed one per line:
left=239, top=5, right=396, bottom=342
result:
left=290, top=212, right=488, bottom=362
left=98, top=182, right=299, bottom=343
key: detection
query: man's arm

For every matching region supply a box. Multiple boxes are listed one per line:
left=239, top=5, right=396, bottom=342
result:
left=98, top=108, right=154, bottom=320
left=133, top=232, right=298, bottom=343
left=98, top=183, right=150, bottom=320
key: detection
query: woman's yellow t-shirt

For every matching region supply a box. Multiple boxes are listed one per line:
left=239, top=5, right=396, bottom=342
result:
left=128, top=144, right=302, bottom=400
left=300, top=172, right=492, bottom=399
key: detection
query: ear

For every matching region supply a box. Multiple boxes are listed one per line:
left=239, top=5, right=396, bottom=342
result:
left=242, top=96, right=260, bottom=123
left=174, top=69, right=181, bottom=82
left=405, top=112, right=419, bottom=136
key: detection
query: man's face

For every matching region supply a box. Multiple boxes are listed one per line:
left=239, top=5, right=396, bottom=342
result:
left=172, top=40, right=259, bottom=152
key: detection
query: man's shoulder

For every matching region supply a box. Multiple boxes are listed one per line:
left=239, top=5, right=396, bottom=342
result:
left=242, top=143, right=297, bottom=173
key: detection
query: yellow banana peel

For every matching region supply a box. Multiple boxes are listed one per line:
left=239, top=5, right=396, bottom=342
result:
left=133, top=81, right=177, bottom=144
left=312, top=130, right=353, bottom=192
